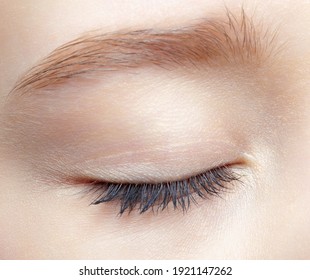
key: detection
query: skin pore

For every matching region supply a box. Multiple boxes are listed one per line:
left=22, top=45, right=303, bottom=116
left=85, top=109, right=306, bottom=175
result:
left=0, top=0, right=309, bottom=259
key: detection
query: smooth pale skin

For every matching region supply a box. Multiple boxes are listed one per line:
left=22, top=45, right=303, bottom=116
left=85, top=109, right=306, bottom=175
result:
left=0, top=0, right=309, bottom=259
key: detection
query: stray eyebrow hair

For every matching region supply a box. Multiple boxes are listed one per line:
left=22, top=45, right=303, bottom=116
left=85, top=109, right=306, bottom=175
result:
left=12, top=8, right=281, bottom=94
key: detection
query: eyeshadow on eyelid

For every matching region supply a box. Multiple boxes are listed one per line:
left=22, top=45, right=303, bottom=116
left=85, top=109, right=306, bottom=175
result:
left=3, top=75, right=249, bottom=181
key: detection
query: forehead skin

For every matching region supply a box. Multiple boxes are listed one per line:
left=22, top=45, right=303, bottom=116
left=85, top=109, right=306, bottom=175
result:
left=0, top=0, right=309, bottom=260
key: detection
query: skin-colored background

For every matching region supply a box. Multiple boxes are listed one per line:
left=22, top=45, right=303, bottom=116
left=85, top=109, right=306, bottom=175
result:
left=0, top=0, right=309, bottom=259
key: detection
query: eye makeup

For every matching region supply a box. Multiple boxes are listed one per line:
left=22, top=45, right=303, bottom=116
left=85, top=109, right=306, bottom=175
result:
left=87, top=165, right=240, bottom=215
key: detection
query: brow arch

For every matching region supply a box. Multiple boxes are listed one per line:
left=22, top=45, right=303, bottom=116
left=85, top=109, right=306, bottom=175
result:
left=11, top=7, right=280, bottom=95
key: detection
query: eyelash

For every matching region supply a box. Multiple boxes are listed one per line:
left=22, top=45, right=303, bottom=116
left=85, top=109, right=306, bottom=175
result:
left=88, top=165, right=240, bottom=215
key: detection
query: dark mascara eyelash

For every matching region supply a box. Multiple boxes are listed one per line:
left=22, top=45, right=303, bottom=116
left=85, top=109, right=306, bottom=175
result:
left=88, top=166, right=240, bottom=215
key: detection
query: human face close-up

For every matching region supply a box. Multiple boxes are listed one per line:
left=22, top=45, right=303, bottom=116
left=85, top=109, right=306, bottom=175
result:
left=0, top=0, right=309, bottom=259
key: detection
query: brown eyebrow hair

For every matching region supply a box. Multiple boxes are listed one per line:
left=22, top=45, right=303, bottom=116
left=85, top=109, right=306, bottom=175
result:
left=12, top=8, right=280, bottom=94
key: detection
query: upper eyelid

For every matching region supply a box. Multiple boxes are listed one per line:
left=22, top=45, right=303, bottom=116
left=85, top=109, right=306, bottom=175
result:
left=9, top=7, right=280, bottom=97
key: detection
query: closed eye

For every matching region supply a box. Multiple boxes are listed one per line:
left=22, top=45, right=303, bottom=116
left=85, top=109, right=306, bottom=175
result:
left=86, top=165, right=241, bottom=215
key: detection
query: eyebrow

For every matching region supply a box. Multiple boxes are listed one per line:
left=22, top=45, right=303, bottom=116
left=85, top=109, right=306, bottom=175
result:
left=12, top=8, right=280, bottom=95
